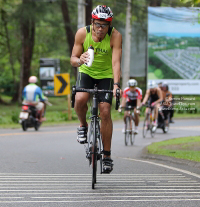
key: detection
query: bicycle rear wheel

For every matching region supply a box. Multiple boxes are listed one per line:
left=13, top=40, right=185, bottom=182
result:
left=125, top=116, right=131, bottom=146
left=92, top=117, right=97, bottom=189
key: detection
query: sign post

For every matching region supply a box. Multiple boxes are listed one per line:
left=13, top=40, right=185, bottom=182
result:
left=54, top=73, right=71, bottom=120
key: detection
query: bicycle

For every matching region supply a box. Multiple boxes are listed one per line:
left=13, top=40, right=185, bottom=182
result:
left=157, top=106, right=170, bottom=133
left=71, top=84, right=120, bottom=189
left=142, top=104, right=155, bottom=138
left=119, top=106, right=137, bottom=146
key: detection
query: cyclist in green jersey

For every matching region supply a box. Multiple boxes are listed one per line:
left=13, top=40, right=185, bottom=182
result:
left=70, top=5, right=122, bottom=173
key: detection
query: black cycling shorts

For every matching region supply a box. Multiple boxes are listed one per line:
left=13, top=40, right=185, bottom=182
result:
left=163, top=106, right=170, bottom=120
left=148, top=96, right=159, bottom=106
left=76, top=72, right=113, bottom=104
left=126, top=100, right=136, bottom=110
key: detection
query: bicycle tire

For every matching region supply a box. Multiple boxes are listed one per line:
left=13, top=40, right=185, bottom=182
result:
left=142, top=116, right=148, bottom=138
left=92, top=117, right=97, bottom=189
left=87, top=121, right=94, bottom=166
left=125, top=116, right=130, bottom=146
left=95, top=120, right=103, bottom=174
left=150, top=116, right=155, bottom=138
left=130, top=119, right=135, bottom=145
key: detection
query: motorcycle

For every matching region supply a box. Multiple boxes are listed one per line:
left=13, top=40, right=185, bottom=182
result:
left=19, top=100, right=52, bottom=131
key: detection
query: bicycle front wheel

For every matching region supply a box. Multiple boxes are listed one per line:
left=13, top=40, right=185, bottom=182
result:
left=143, top=116, right=148, bottom=138
left=92, top=117, right=97, bottom=189
left=150, top=119, right=155, bottom=138
left=125, top=116, right=131, bottom=146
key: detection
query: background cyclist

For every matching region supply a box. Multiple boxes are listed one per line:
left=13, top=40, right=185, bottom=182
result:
left=120, top=79, right=142, bottom=135
left=161, top=82, right=173, bottom=132
left=142, top=80, right=163, bottom=132
left=70, top=5, right=122, bottom=173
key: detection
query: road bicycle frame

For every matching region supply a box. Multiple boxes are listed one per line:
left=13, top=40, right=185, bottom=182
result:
left=71, top=84, right=120, bottom=189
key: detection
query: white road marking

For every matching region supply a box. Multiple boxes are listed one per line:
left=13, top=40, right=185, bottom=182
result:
left=120, top=157, right=200, bottom=179
left=0, top=199, right=200, bottom=203
left=1, top=191, right=200, bottom=195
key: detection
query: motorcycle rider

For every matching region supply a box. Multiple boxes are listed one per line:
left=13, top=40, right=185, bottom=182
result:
left=22, top=76, right=47, bottom=122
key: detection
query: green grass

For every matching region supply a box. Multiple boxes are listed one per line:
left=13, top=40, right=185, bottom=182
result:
left=0, top=95, right=125, bottom=128
left=147, top=136, right=200, bottom=162
left=0, top=94, right=200, bottom=128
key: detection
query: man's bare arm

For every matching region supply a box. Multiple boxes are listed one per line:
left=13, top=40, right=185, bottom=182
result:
left=142, top=89, right=150, bottom=104
left=154, top=88, right=163, bottom=104
left=111, top=29, right=122, bottom=97
left=111, top=29, right=122, bottom=84
left=70, top=28, right=87, bottom=67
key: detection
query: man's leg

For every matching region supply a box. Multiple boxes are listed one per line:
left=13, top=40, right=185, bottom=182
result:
left=99, top=102, right=112, bottom=156
left=99, top=102, right=114, bottom=173
left=36, top=102, right=45, bottom=122
left=74, top=92, right=90, bottom=144
left=122, top=111, right=129, bottom=133
left=74, top=92, right=90, bottom=126
left=154, top=105, right=158, bottom=122
left=134, top=108, right=139, bottom=126
left=39, top=107, right=44, bottom=122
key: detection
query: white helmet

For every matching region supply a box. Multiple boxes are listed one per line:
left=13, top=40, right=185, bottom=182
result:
left=127, top=79, right=137, bottom=87
left=148, top=80, right=157, bottom=89
left=92, top=5, right=113, bottom=22
left=29, top=76, right=37, bottom=83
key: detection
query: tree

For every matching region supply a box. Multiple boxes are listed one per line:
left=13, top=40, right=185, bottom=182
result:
left=149, top=0, right=162, bottom=6
left=18, top=0, right=36, bottom=102
left=85, top=0, right=92, bottom=25
left=180, top=0, right=200, bottom=6
left=60, top=0, right=76, bottom=77
left=1, top=2, right=15, bottom=87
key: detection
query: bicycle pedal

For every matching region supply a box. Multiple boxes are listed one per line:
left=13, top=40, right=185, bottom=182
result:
left=97, top=154, right=101, bottom=160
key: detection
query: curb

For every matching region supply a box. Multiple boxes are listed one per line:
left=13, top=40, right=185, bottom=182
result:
left=141, top=146, right=200, bottom=169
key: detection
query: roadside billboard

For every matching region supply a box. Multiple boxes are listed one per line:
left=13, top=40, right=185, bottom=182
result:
left=148, top=7, right=200, bottom=94
left=39, top=58, right=60, bottom=96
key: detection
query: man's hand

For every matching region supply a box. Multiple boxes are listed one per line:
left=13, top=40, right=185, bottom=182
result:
left=44, top=96, right=48, bottom=101
left=118, top=105, right=122, bottom=112
left=136, top=106, right=140, bottom=114
left=113, top=85, right=122, bottom=97
left=80, top=51, right=90, bottom=65
left=141, top=102, right=145, bottom=107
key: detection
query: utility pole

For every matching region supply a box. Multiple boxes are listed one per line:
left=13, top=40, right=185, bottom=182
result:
left=76, top=0, right=86, bottom=79
left=78, top=0, right=86, bottom=29
left=122, top=0, right=132, bottom=90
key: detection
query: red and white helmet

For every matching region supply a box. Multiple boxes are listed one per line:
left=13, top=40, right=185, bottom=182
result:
left=92, top=5, right=113, bottom=22
left=29, top=76, right=37, bottom=83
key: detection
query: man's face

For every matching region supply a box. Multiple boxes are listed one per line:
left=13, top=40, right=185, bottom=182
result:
left=158, top=84, right=162, bottom=89
left=162, top=86, right=167, bottom=92
left=92, top=20, right=110, bottom=38
left=130, top=86, right=136, bottom=92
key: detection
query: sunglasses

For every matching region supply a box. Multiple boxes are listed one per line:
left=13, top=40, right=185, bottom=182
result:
left=94, top=22, right=109, bottom=29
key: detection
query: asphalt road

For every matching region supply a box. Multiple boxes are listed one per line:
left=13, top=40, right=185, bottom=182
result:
left=0, top=118, right=200, bottom=207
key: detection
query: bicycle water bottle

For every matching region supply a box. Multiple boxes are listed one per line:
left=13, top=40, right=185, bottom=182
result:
left=85, top=45, right=94, bottom=67
left=150, top=114, right=153, bottom=121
